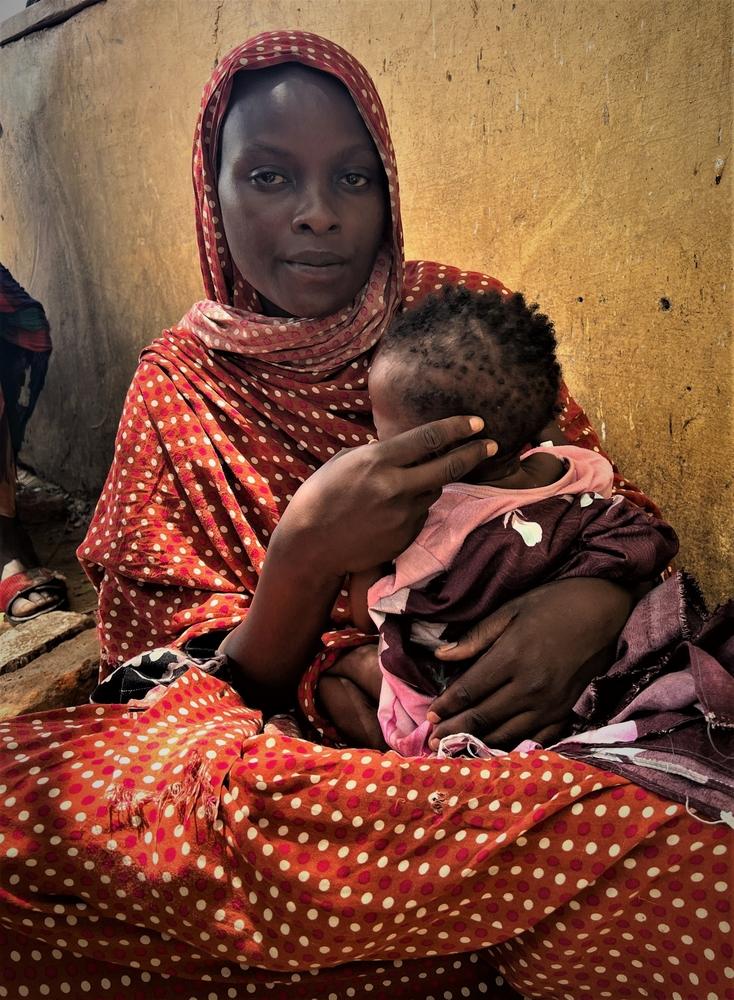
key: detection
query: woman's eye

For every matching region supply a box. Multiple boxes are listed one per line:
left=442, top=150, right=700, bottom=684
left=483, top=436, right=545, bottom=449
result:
left=250, top=170, right=287, bottom=186
left=342, top=172, right=369, bottom=188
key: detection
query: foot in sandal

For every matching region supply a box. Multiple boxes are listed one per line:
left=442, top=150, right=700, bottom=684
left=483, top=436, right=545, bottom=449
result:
left=0, top=515, right=68, bottom=625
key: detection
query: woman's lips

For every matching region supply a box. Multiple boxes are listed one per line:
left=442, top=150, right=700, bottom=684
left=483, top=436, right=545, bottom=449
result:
left=286, top=250, right=347, bottom=266
left=283, top=260, right=346, bottom=280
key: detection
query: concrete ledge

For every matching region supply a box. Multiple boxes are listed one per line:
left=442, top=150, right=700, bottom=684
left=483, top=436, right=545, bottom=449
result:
left=0, top=626, right=99, bottom=719
left=0, top=0, right=103, bottom=47
left=0, top=610, right=95, bottom=676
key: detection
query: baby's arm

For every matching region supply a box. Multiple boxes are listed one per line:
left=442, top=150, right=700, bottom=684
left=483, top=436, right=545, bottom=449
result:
left=563, top=497, right=678, bottom=583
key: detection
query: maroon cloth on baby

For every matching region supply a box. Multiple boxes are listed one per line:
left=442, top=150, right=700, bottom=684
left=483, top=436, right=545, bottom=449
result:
left=379, top=494, right=679, bottom=697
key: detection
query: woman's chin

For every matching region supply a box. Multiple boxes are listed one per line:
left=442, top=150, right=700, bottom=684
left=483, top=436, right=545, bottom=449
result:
left=262, top=289, right=354, bottom=321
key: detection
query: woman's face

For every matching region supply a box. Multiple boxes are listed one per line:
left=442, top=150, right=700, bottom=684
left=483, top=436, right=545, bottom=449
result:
left=217, top=65, right=388, bottom=319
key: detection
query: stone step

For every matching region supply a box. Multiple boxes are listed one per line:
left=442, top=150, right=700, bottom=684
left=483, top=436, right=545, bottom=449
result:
left=0, top=626, right=100, bottom=720
left=0, top=610, right=95, bottom=677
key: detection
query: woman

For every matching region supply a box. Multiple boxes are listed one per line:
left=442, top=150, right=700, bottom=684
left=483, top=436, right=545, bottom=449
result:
left=0, top=32, right=730, bottom=1000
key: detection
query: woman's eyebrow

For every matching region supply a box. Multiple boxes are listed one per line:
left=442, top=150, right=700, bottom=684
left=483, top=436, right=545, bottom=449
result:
left=241, top=141, right=293, bottom=157
left=239, top=140, right=381, bottom=161
left=337, top=142, right=382, bottom=161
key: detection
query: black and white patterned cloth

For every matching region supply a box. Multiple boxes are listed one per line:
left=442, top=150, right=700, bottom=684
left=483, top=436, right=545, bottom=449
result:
left=91, top=631, right=231, bottom=704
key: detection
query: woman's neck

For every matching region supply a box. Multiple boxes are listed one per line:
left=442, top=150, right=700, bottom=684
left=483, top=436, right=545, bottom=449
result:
left=258, top=294, right=294, bottom=318
left=465, top=450, right=565, bottom=490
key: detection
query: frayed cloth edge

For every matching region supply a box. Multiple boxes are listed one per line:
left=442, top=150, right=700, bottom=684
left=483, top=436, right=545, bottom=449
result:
left=106, top=749, right=219, bottom=832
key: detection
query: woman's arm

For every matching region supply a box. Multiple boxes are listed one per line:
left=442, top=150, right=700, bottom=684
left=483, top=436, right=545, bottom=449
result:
left=347, top=568, right=384, bottom=634
left=219, top=529, right=344, bottom=712
left=220, top=415, right=494, bottom=711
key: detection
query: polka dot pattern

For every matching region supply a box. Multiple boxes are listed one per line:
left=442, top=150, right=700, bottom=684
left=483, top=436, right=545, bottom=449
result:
left=1, top=28, right=697, bottom=998
left=0, top=672, right=731, bottom=997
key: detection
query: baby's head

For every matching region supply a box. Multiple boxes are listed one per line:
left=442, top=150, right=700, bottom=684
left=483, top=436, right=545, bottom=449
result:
left=369, top=286, right=561, bottom=459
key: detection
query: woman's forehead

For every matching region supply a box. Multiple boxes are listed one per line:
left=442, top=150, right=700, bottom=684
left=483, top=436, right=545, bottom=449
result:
left=225, top=64, right=368, bottom=132
left=219, top=65, right=382, bottom=168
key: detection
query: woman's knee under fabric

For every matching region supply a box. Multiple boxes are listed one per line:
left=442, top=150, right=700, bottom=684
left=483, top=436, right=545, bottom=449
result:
left=0, top=671, right=730, bottom=998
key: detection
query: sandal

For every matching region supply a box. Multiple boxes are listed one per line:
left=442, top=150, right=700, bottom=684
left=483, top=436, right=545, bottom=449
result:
left=0, top=567, right=69, bottom=625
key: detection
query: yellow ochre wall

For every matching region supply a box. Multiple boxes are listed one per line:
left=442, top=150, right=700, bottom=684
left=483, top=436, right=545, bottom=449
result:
left=0, top=0, right=731, bottom=602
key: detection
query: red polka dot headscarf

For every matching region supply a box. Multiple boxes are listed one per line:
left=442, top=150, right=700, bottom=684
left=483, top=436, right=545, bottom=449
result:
left=190, top=30, right=404, bottom=374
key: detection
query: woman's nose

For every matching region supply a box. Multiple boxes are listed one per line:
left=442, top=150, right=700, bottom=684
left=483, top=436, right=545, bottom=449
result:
left=291, top=184, right=340, bottom=235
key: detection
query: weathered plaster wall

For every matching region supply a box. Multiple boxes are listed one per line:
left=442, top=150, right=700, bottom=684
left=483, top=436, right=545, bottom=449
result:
left=0, top=0, right=731, bottom=601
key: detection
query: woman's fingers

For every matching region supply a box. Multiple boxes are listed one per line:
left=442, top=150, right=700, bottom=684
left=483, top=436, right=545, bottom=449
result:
left=427, top=682, right=568, bottom=750
left=426, top=580, right=634, bottom=748
left=409, top=436, right=498, bottom=492
left=531, top=722, right=567, bottom=747
left=278, top=414, right=498, bottom=576
left=426, top=604, right=519, bottom=728
left=476, top=710, right=567, bottom=749
left=434, top=604, right=519, bottom=661
left=378, top=414, right=483, bottom=463
left=426, top=600, right=546, bottom=743
left=427, top=678, right=516, bottom=748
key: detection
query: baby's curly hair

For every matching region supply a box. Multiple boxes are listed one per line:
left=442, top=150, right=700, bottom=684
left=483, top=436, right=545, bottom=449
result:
left=377, top=286, right=561, bottom=458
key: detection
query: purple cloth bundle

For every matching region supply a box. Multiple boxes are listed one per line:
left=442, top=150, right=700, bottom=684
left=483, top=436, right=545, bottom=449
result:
left=557, top=572, right=734, bottom=823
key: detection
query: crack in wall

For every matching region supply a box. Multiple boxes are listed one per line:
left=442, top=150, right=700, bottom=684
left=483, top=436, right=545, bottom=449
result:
left=212, top=0, right=225, bottom=66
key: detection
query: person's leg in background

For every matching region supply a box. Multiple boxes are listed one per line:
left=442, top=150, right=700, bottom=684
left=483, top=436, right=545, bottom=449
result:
left=0, top=266, right=67, bottom=624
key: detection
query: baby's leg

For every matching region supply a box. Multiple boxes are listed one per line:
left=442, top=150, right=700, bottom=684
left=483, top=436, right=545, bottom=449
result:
left=317, top=644, right=386, bottom=749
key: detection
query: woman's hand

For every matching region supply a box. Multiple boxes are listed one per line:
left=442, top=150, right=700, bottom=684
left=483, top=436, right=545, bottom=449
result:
left=221, top=416, right=495, bottom=710
left=426, top=577, right=635, bottom=749
left=272, top=415, right=496, bottom=575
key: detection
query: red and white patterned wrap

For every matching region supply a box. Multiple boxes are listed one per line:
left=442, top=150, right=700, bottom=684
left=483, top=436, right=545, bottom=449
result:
left=1, top=30, right=729, bottom=1000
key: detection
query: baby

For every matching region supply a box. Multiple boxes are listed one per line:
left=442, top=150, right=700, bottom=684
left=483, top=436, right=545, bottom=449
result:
left=320, top=286, right=678, bottom=754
